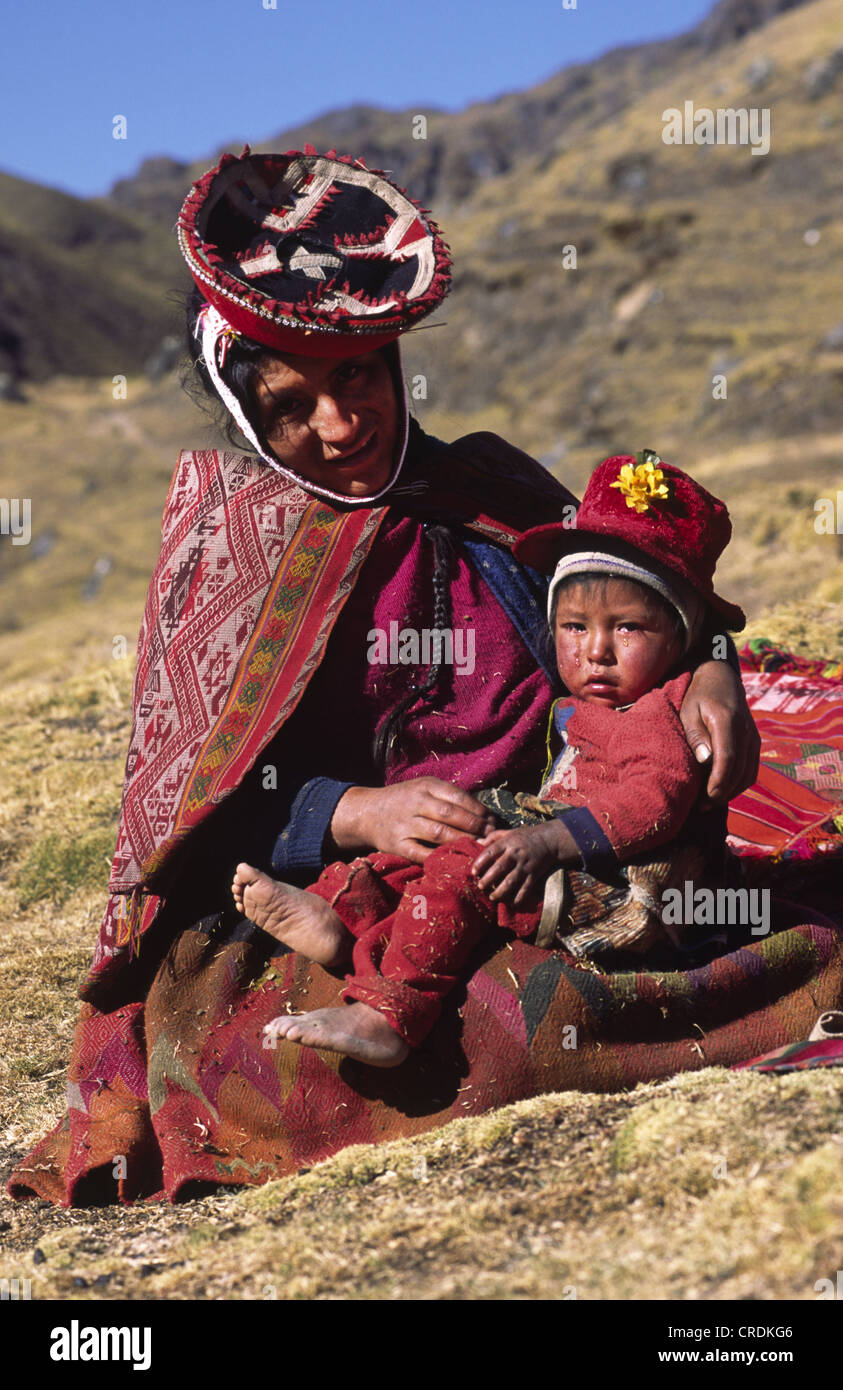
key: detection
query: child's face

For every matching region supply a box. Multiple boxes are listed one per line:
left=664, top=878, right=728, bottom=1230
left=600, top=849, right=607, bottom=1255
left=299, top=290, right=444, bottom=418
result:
left=554, top=578, right=683, bottom=707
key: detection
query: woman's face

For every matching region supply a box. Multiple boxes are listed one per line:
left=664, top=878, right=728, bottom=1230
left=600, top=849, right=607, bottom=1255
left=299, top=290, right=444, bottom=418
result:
left=251, top=348, right=400, bottom=497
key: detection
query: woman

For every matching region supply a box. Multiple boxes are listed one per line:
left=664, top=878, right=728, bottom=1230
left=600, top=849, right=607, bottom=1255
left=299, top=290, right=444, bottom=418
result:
left=12, top=147, right=837, bottom=1208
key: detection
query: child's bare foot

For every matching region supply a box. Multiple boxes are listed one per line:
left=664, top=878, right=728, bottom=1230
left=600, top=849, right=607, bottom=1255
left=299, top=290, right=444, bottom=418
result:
left=232, top=864, right=350, bottom=967
left=264, top=1002, right=409, bottom=1068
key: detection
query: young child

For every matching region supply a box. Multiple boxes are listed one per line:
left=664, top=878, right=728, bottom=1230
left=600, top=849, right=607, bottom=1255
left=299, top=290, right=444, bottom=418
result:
left=232, top=452, right=746, bottom=1067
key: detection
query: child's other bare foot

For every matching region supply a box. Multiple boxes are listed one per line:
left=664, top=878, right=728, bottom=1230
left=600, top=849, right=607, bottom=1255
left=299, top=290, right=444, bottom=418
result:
left=232, top=864, right=350, bottom=967
left=264, top=1003, right=409, bottom=1068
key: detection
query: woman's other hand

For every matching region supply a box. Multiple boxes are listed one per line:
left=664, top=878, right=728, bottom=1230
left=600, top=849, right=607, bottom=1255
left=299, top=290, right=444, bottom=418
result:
left=329, top=779, right=495, bottom=864
left=680, top=657, right=760, bottom=806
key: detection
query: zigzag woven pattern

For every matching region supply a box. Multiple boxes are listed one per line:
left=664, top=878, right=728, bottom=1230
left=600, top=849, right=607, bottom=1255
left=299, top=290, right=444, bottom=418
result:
left=110, top=451, right=381, bottom=895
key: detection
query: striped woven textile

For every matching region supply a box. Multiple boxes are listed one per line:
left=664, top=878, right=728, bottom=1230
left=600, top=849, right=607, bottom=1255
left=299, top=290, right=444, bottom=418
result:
left=727, top=640, right=843, bottom=860
left=733, top=1037, right=843, bottom=1073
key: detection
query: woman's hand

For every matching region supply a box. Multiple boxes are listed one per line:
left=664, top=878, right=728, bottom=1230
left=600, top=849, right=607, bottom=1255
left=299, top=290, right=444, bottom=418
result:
left=680, top=657, right=760, bottom=806
left=329, top=779, right=495, bottom=864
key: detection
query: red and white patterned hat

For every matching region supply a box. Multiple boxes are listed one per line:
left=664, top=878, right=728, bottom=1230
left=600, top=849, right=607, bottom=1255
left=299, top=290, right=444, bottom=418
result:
left=177, top=144, right=452, bottom=358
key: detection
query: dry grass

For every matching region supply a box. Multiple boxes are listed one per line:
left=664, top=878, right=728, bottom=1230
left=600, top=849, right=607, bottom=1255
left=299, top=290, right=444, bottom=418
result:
left=2, top=1071, right=841, bottom=1301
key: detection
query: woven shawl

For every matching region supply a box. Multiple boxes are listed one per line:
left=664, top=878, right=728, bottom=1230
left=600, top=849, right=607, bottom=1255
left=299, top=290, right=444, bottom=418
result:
left=87, top=430, right=575, bottom=992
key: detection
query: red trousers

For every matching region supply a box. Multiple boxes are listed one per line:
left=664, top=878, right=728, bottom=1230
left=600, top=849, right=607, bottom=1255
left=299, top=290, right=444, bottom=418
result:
left=305, top=837, right=541, bottom=1047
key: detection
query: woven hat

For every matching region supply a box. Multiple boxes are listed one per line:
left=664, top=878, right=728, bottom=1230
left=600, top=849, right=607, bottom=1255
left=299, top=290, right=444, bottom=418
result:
left=177, top=145, right=451, bottom=504
left=514, top=451, right=746, bottom=631
left=177, top=145, right=451, bottom=358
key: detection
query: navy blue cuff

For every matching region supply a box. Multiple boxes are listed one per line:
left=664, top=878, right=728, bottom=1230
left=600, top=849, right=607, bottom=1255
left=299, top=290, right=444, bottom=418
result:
left=554, top=806, right=619, bottom=878
left=270, top=777, right=356, bottom=878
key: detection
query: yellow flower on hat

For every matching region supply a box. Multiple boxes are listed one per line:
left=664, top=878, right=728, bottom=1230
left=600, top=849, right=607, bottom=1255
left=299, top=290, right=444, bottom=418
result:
left=610, top=449, right=670, bottom=513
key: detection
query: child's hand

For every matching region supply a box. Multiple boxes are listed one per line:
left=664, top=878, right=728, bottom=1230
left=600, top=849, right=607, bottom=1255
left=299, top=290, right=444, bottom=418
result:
left=471, top=825, right=559, bottom=906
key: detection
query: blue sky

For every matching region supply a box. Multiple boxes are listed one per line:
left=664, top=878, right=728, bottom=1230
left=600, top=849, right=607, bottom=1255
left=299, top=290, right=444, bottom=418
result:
left=2, top=0, right=713, bottom=199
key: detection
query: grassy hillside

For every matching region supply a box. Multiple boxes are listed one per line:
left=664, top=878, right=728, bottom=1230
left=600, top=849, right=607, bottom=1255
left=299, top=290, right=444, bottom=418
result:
left=425, top=0, right=843, bottom=462
left=4, top=1067, right=843, bottom=1301
left=0, top=171, right=184, bottom=381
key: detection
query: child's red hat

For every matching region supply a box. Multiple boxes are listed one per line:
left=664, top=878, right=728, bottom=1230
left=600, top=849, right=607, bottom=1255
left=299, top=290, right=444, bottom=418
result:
left=514, top=451, right=746, bottom=631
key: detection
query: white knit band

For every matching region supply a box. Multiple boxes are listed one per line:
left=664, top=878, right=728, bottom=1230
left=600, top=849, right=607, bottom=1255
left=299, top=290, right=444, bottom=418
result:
left=193, top=303, right=410, bottom=506
left=548, top=549, right=705, bottom=652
